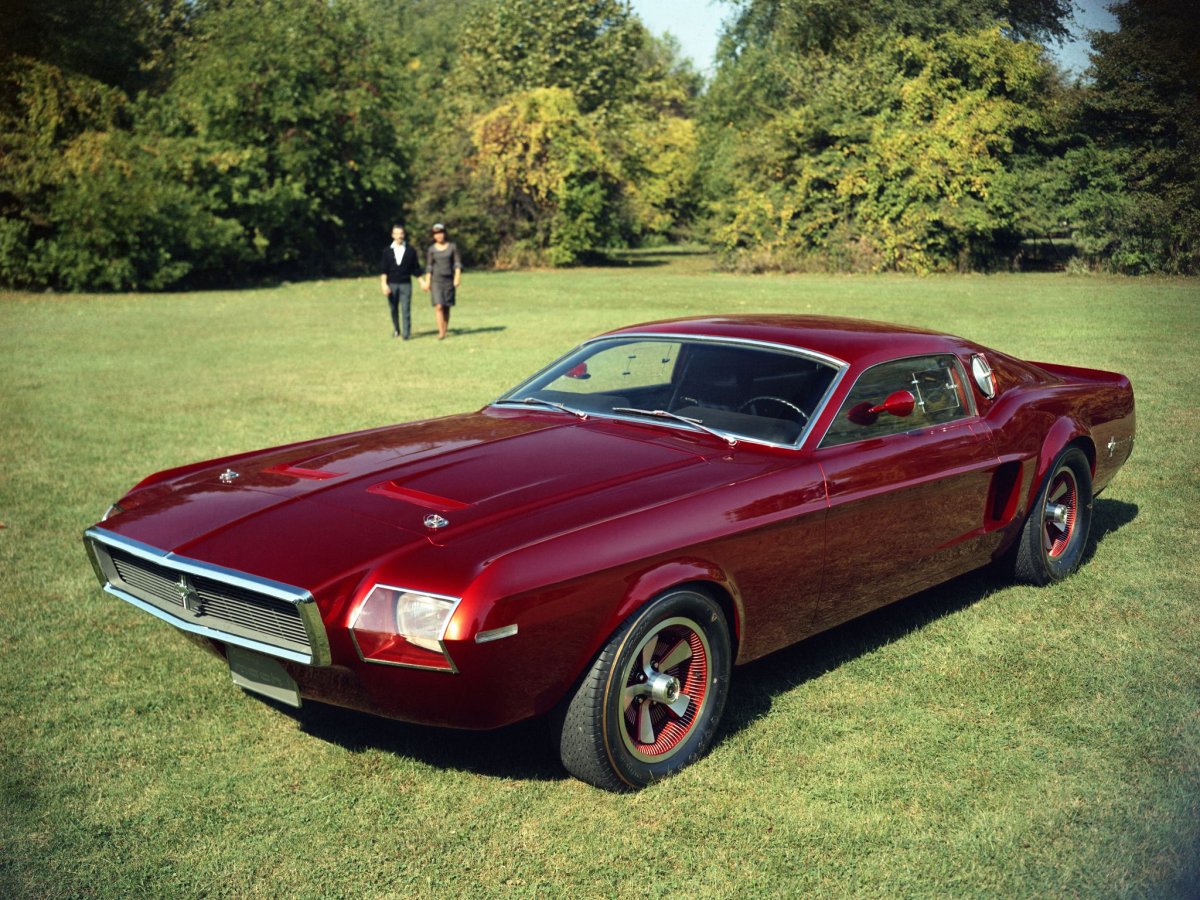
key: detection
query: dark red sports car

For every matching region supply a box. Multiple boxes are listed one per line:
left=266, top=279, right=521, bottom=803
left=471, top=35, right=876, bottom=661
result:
left=85, top=316, right=1135, bottom=789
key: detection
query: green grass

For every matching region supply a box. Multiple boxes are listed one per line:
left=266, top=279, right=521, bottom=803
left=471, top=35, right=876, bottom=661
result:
left=2, top=253, right=1198, bottom=897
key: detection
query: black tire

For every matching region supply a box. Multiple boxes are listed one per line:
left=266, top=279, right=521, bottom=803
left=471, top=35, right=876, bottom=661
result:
left=559, top=589, right=731, bottom=791
left=1014, top=446, right=1093, bottom=585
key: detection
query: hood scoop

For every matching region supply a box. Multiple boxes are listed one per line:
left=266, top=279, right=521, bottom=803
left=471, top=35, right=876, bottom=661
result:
left=264, top=463, right=346, bottom=481
left=367, top=481, right=469, bottom=511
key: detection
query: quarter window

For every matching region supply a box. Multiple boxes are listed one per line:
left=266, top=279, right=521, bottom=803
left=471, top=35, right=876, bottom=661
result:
left=819, top=355, right=973, bottom=448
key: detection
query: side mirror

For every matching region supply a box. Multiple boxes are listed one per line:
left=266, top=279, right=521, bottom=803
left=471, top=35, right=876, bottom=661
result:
left=566, top=363, right=590, bottom=380
left=868, top=390, right=915, bottom=418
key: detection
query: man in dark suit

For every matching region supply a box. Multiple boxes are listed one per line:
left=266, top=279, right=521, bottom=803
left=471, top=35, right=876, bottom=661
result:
left=379, top=224, right=424, bottom=339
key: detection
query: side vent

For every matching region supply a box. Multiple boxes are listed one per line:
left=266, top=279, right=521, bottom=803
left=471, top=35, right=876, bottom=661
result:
left=986, top=461, right=1023, bottom=527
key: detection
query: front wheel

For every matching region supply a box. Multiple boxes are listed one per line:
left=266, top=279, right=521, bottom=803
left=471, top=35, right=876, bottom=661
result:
left=1014, top=446, right=1093, bottom=585
left=559, top=589, right=731, bottom=791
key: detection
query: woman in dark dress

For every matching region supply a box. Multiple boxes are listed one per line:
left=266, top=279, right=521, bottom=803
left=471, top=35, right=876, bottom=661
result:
left=419, top=223, right=462, bottom=340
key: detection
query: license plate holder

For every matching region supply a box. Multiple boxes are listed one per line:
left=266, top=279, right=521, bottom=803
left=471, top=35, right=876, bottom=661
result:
left=227, top=645, right=301, bottom=708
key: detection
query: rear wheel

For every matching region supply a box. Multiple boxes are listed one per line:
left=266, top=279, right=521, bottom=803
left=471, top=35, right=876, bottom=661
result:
left=559, top=589, right=731, bottom=791
left=1014, top=446, right=1093, bottom=585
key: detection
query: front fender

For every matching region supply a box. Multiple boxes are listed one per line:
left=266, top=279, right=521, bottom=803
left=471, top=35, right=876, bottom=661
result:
left=455, top=544, right=746, bottom=724
left=611, top=557, right=744, bottom=650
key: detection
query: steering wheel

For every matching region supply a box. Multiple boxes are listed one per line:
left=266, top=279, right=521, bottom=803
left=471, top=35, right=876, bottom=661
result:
left=738, top=395, right=808, bottom=422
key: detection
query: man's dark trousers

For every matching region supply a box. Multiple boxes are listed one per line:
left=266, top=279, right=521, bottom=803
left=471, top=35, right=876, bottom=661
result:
left=388, top=282, right=413, bottom=339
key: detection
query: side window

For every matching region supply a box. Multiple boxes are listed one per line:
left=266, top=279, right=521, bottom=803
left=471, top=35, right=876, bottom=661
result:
left=819, top=355, right=973, bottom=448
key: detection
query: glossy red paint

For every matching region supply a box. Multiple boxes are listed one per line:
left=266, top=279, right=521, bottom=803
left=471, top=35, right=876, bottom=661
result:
left=814, top=418, right=999, bottom=633
left=85, top=315, right=1136, bottom=743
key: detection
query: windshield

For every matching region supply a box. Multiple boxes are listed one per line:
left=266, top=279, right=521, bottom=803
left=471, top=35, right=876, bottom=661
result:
left=495, top=337, right=840, bottom=446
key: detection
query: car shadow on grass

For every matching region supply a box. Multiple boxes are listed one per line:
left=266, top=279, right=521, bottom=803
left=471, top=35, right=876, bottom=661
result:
left=290, top=702, right=567, bottom=782
left=285, top=498, right=1138, bottom=784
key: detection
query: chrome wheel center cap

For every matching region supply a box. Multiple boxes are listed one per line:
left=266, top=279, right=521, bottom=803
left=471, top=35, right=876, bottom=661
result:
left=647, top=672, right=681, bottom=704
left=1045, top=502, right=1069, bottom=527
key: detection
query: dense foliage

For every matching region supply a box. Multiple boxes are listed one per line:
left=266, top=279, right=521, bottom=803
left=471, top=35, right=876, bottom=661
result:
left=0, top=0, right=1194, bottom=289
left=415, top=0, right=701, bottom=265
left=705, top=27, right=1052, bottom=273
left=1069, top=0, right=1199, bottom=273
left=1, top=0, right=420, bottom=289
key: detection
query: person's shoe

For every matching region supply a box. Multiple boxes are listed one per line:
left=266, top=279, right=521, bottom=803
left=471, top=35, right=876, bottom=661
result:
left=393, top=330, right=400, bottom=338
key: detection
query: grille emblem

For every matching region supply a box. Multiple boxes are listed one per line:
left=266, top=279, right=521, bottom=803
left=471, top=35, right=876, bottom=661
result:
left=219, top=469, right=240, bottom=484
left=175, top=573, right=201, bottom=612
left=424, top=513, right=449, bottom=530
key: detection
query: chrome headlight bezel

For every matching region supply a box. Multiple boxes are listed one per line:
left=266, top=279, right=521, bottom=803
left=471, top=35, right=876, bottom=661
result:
left=348, top=584, right=462, bottom=673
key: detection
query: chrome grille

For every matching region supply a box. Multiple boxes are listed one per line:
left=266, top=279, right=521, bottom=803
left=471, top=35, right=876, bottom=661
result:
left=86, top=528, right=329, bottom=665
left=110, top=548, right=310, bottom=646
left=111, top=551, right=180, bottom=604
left=193, top=579, right=309, bottom=645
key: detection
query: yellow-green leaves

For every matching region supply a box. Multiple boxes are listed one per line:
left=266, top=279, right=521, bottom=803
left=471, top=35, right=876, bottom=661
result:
left=711, top=27, right=1054, bottom=273
left=471, top=88, right=620, bottom=265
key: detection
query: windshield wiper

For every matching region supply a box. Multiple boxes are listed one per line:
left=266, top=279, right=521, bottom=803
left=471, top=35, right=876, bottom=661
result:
left=495, top=396, right=588, bottom=419
left=612, top=407, right=737, bottom=447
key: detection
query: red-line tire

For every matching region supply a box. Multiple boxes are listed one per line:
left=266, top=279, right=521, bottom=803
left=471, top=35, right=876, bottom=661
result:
left=1014, top=446, right=1093, bottom=585
left=559, top=589, right=731, bottom=791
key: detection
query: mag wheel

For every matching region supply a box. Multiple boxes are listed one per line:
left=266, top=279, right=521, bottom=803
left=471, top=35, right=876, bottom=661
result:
left=559, top=589, right=731, bottom=791
left=1015, top=446, right=1093, bottom=585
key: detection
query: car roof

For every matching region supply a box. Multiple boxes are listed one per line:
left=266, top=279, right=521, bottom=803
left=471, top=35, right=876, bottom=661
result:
left=601, top=315, right=976, bottom=368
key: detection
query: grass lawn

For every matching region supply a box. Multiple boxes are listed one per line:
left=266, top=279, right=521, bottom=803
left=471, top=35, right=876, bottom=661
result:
left=2, top=252, right=1197, bottom=897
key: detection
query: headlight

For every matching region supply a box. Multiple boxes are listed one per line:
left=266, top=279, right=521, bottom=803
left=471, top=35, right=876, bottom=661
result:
left=395, top=593, right=453, bottom=652
left=349, top=585, right=460, bottom=672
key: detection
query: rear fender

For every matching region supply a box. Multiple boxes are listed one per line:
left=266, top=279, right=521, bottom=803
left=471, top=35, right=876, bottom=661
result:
left=1030, top=418, right=1095, bottom=507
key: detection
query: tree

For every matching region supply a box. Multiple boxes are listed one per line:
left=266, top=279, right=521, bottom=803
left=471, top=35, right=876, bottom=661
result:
left=1069, top=0, right=1200, bottom=273
left=472, top=88, right=622, bottom=265
left=1, top=0, right=420, bottom=290
left=0, top=0, right=222, bottom=289
left=416, top=0, right=702, bottom=265
left=717, top=0, right=1072, bottom=58
left=848, top=29, right=1048, bottom=271
left=604, top=32, right=704, bottom=242
left=453, top=0, right=643, bottom=115
left=1, top=0, right=191, bottom=101
left=0, top=52, right=247, bottom=290
left=702, top=0, right=1067, bottom=271
left=142, top=0, right=411, bottom=277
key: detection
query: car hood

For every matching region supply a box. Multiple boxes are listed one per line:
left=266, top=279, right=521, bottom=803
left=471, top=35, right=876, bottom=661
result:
left=104, top=409, right=719, bottom=591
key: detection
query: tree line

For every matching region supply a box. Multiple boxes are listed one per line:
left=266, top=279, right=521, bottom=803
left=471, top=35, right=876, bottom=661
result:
left=1, top=0, right=1195, bottom=290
